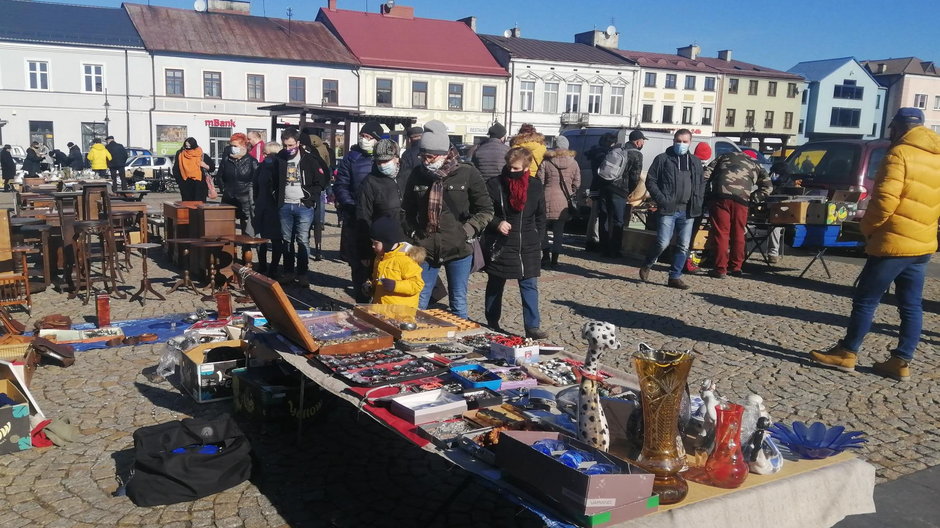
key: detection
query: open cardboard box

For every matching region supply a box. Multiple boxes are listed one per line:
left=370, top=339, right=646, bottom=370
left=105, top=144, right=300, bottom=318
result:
left=389, top=389, right=468, bottom=424
left=179, top=339, right=247, bottom=403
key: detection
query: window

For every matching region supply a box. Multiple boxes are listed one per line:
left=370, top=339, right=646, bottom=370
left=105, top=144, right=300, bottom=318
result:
left=764, top=110, right=774, bottom=129
left=644, top=72, right=656, bottom=87
left=876, top=94, right=881, bottom=109
left=29, top=121, right=54, bottom=150
left=83, top=64, right=103, bottom=93
left=913, top=93, right=927, bottom=109
left=165, top=69, right=184, bottom=96
left=802, top=89, right=808, bottom=104
left=448, top=83, right=463, bottom=110
left=872, top=123, right=878, bottom=137
left=748, top=80, right=759, bottom=95
left=587, top=85, right=603, bottom=114
left=609, top=86, right=624, bottom=115
left=684, top=75, right=696, bottom=90
left=519, top=81, right=534, bottom=111
left=565, top=84, right=581, bottom=113
left=665, top=74, right=677, bottom=89
left=376, top=78, right=392, bottom=106
left=702, top=107, right=713, bottom=126
left=28, top=61, right=49, bottom=90
left=246, top=74, right=265, bottom=101
left=662, top=105, right=674, bottom=124
left=767, top=81, right=777, bottom=97
left=482, top=85, right=497, bottom=112
left=203, top=71, right=222, bottom=99
left=543, top=83, right=558, bottom=113
left=81, top=122, right=106, bottom=152
left=284, top=77, right=305, bottom=103
left=681, top=106, right=693, bottom=124
left=411, top=81, right=427, bottom=108
left=787, top=82, right=798, bottom=98
left=830, top=107, right=861, bottom=127
left=704, top=76, right=716, bottom=92
left=322, top=79, right=338, bottom=105
left=715, top=142, right=737, bottom=156
left=784, top=111, right=794, bottom=130
left=725, top=108, right=736, bottom=127
left=641, top=104, right=654, bottom=122
left=745, top=109, right=755, bottom=128
left=935, top=96, right=940, bottom=110
left=799, top=119, right=805, bottom=134
left=728, top=78, right=739, bottom=94
left=833, top=79, right=864, bottom=99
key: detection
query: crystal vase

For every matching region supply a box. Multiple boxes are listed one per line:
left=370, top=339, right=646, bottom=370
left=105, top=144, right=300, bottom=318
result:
left=633, top=348, right=693, bottom=505
left=702, top=403, right=749, bottom=488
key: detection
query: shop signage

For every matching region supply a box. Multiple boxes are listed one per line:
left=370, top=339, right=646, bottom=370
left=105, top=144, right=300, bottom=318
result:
left=205, top=118, right=237, bottom=127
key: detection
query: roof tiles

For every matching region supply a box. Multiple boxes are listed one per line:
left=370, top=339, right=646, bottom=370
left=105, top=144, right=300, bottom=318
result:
left=479, top=35, right=631, bottom=66
left=0, top=0, right=143, bottom=48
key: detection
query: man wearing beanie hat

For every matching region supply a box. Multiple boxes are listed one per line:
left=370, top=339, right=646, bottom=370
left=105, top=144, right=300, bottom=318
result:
left=597, top=129, right=645, bottom=258
left=336, top=120, right=385, bottom=300
left=66, top=141, right=85, bottom=172
left=399, top=125, right=425, bottom=188
left=366, top=215, right=426, bottom=307
left=471, top=121, right=509, bottom=180
left=356, top=139, right=404, bottom=280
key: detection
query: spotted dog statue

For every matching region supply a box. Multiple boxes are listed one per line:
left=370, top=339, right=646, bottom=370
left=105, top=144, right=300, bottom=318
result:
left=578, top=321, right=621, bottom=451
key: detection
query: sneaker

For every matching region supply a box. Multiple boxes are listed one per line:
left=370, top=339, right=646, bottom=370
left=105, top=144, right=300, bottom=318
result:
left=729, top=270, right=743, bottom=278
left=768, top=255, right=780, bottom=264
left=809, top=343, right=857, bottom=372
left=667, top=278, right=690, bottom=290
left=525, top=327, right=549, bottom=340
left=872, top=355, right=910, bottom=381
left=639, top=266, right=651, bottom=282
left=708, top=269, right=727, bottom=279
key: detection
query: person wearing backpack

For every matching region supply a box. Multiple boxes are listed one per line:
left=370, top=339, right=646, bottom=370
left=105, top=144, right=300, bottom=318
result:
left=536, top=136, right=580, bottom=268
left=597, top=130, right=646, bottom=258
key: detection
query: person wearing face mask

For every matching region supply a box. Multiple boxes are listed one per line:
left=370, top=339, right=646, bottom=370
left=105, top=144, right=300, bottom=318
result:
left=639, top=129, right=706, bottom=290
left=336, top=120, right=385, bottom=298
left=216, top=133, right=259, bottom=236
left=597, top=130, right=646, bottom=259
left=401, top=120, right=494, bottom=319
left=172, top=137, right=213, bottom=201
left=355, top=139, right=404, bottom=296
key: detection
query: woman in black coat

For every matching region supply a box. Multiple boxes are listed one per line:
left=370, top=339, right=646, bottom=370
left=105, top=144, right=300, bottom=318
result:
left=1, top=145, right=16, bottom=191
left=483, top=147, right=547, bottom=339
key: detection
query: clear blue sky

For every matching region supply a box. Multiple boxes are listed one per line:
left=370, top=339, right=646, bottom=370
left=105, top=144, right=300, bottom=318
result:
left=70, top=0, right=938, bottom=71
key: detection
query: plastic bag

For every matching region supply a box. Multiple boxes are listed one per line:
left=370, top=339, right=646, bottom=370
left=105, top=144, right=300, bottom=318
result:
left=155, top=336, right=186, bottom=379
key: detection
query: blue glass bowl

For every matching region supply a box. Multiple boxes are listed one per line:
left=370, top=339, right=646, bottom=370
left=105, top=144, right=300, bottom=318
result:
left=768, top=421, right=866, bottom=459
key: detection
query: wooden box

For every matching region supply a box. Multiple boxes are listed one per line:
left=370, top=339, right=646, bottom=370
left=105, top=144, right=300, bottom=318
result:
left=768, top=201, right=811, bottom=225
left=191, top=203, right=236, bottom=239
left=352, top=304, right=458, bottom=340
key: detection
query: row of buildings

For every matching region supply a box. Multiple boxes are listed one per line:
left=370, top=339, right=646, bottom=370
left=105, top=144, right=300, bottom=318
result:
left=1, top=0, right=937, bottom=163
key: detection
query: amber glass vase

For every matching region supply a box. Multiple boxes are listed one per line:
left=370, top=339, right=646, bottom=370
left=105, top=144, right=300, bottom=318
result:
left=702, top=403, right=749, bottom=488
left=633, top=348, right=694, bottom=505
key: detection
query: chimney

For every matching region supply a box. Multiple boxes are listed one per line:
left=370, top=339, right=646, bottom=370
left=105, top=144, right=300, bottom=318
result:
left=207, top=0, right=250, bottom=15
left=717, top=49, right=733, bottom=62
left=327, top=0, right=337, bottom=11
left=574, top=27, right=619, bottom=48
left=380, top=2, right=414, bottom=19
left=677, top=44, right=700, bottom=60
left=458, top=16, right=476, bottom=32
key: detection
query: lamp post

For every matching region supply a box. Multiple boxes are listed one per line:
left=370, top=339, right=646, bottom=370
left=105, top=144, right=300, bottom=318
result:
left=103, top=89, right=111, bottom=137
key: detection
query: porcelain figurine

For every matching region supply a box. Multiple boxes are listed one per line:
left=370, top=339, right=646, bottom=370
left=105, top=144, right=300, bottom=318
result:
left=577, top=321, right=620, bottom=451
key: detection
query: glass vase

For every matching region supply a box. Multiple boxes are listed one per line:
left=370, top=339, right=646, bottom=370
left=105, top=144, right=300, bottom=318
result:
left=633, top=347, right=694, bottom=505
left=702, top=403, right=749, bottom=488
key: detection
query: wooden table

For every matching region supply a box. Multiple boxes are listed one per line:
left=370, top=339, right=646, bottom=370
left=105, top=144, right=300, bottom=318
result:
left=113, top=190, right=149, bottom=202
left=110, top=202, right=149, bottom=243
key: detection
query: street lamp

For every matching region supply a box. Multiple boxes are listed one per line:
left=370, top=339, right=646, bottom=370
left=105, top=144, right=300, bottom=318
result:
left=103, top=89, right=111, bottom=137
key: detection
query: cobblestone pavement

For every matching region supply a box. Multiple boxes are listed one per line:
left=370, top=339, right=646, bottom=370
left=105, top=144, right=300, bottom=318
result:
left=1, top=192, right=937, bottom=527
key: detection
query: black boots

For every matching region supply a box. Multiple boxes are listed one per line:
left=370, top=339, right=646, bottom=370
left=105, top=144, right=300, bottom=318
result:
left=541, top=249, right=550, bottom=267
left=550, top=252, right=559, bottom=268
left=313, top=222, right=323, bottom=261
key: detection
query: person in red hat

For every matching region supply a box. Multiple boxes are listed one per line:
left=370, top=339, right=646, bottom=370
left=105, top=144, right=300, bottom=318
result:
left=693, top=142, right=712, bottom=163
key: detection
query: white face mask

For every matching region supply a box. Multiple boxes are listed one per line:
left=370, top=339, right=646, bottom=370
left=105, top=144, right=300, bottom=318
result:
left=359, top=137, right=377, bottom=152
left=424, top=157, right=445, bottom=171
left=378, top=160, right=399, bottom=177
left=230, top=146, right=243, bottom=156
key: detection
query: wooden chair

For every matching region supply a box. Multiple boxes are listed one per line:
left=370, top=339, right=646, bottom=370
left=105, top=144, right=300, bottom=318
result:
left=0, top=210, right=32, bottom=314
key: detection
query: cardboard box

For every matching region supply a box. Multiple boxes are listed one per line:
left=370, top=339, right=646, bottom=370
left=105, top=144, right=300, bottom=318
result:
left=806, top=202, right=850, bottom=225
left=768, top=201, right=811, bottom=224
left=577, top=495, right=660, bottom=527
left=231, top=365, right=322, bottom=423
left=691, top=227, right=710, bottom=250
left=621, top=228, right=657, bottom=257
left=496, top=430, right=654, bottom=516
left=179, top=340, right=247, bottom=403
left=489, top=342, right=539, bottom=365
left=389, top=389, right=468, bottom=424
left=0, top=379, right=32, bottom=455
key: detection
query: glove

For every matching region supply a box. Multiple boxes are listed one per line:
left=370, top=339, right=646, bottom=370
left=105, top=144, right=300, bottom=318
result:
left=379, top=278, right=396, bottom=292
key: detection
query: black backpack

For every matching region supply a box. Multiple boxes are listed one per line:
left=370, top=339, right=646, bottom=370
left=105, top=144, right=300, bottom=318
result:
left=125, top=415, right=252, bottom=507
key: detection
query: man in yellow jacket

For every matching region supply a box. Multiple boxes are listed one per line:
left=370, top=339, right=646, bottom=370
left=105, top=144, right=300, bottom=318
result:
left=86, top=137, right=112, bottom=177
left=810, top=108, right=940, bottom=381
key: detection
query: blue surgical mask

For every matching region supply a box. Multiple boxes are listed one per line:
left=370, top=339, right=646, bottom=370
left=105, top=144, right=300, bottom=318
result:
left=378, top=160, right=399, bottom=177
left=673, top=143, right=689, bottom=155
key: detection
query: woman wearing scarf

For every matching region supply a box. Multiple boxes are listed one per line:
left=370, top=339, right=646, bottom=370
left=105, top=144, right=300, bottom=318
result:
left=172, top=137, right=211, bottom=202
left=401, top=120, right=493, bottom=319
left=483, top=147, right=548, bottom=339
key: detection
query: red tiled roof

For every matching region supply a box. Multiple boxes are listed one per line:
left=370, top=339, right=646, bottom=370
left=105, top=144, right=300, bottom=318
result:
left=606, top=49, right=719, bottom=73
left=696, top=56, right=803, bottom=80
left=317, top=8, right=507, bottom=77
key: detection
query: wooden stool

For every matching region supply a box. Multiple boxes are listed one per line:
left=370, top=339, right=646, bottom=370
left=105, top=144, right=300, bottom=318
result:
left=166, top=238, right=203, bottom=295
left=192, top=240, right=230, bottom=301
left=110, top=210, right=137, bottom=270
left=19, top=223, right=53, bottom=288
left=127, top=242, right=165, bottom=305
left=72, top=219, right=124, bottom=304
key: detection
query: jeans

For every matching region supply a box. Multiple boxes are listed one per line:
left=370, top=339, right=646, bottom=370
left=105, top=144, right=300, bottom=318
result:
left=418, top=254, right=473, bottom=319
left=542, top=210, right=569, bottom=253
left=485, top=276, right=541, bottom=329
left=768, top=227, right=784, bottom=257
left=710, top=198, right=749, bottom=273
left=598, top=192, right=628, bottom=256
left=279, top=202, right=314, bottom=274
left=841, top=254, right=930, bottom=361
left=644, top=209, right=695, bottom=280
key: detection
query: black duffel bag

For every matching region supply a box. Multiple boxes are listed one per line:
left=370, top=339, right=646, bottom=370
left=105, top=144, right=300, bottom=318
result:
left=125, top=414, right=252, bottom=507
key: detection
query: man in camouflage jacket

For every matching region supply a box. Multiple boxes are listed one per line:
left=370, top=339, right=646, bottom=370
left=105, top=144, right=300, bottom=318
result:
left=704, top=151, right=772, bottom=277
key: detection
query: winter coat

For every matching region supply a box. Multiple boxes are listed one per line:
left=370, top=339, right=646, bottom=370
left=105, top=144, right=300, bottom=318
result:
left=253, top=156, right=282, bottom=239
left=50, top=149, right=69, bottom=167
left=600, top=142, right=643, bottom=198
left=402, top=162, right=494, bottom=265
left=1, top=150, right=15, bottom=180
left=471, top=138, right=510, bottom=180
left=217, top=154, right=258, bottom=198
left=511, top=132, right=547, bottom=176
left=704, top=151, right=772, bottom=206
left=484, top=175, right=546, bottom=280
left=172, top=151, right=215, bottom=184
left=861, top=126, right=940, bottom=257
left=86, top=143, right=112, bottom=171
left=24, top=147, right=44, bottom=175
left=586, top=144, right=613, bottom=195
left=106, top=141, right=128, bottom=168
left=356, top=167, right=405, bottom=255
left=67, top=146, right=84, bottom=171
left=646, top=147, right=706, bottom=217
left=399, top=142, right=422, bottom=190
left=334, top=145, right=374, bottom=212
left=537, top=149, right=581, bottom=220
left=273, top=148, right=329, bottom=209
left=371, top=243, right=427, bottom=308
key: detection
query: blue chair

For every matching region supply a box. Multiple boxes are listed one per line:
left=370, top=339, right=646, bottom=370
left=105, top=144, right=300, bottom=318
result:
left=789, top=224, right=864, bottom=278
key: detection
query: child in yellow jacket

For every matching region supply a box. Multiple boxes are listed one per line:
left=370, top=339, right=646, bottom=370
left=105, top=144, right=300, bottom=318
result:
left=365, top=216, right=426, bottom=307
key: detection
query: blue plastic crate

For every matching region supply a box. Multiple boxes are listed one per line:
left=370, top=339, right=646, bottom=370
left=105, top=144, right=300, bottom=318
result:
left=791, top=224, right=864, bottom=248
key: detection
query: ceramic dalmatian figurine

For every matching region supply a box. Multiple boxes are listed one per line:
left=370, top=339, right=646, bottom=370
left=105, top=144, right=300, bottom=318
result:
left=578, top=321, right=621, bottom=452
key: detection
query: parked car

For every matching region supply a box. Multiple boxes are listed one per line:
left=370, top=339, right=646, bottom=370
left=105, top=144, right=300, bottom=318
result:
left=126, top=147, right=152, bottom=158
left=782, top=138, right=890, bottom=218
left=739, top=147, right=773, bottom=173
left=125, top=154, right=173, bottom=180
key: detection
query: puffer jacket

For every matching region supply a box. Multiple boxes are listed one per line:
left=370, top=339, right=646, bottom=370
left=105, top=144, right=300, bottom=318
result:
left=356, top=166, right=404, bottom=254
left=334, top=145, right=374, bottom=211
left=537, top=149, right=581, bottom=220
left=86, top=143, right=111, bottom=171
left=646, top=147, right=706, bottom=217
left=217, top=154, right=258, bottom=198
left=471, top=138, right=510, bottom=180
left=861, top=126, right=940, bottom=257
left=511, top=132, right=546, bottom=176
left=402, top=162, right=494, bottom=265
left=372, top=243, right=426, bottom=308
left=399, top=140, right=423, bottom=190
left=67, top=146, right=84, bottom=171
left=484, top=174, right=546, bottom=280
